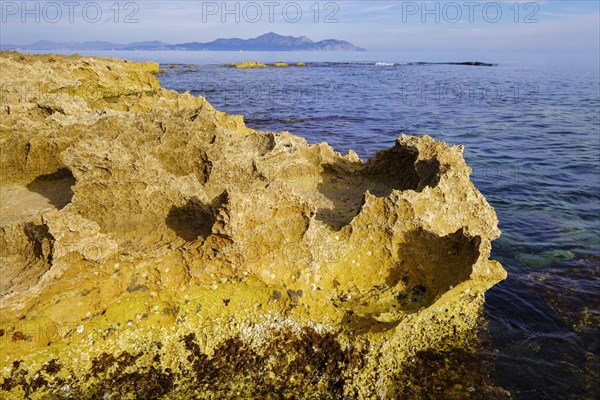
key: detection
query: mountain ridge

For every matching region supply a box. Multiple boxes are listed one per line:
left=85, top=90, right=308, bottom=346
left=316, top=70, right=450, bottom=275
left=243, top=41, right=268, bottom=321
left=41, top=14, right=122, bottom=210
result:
left=1, top=32, right=366, bottom=52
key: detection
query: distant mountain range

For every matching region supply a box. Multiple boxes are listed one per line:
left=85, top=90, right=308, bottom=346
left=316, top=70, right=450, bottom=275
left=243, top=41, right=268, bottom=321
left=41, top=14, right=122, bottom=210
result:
left=1, top=32, right=366, bottom=52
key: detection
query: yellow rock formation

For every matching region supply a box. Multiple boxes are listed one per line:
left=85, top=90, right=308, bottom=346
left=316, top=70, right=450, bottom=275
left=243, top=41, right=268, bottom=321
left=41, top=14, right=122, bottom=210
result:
left=0, top=51, right=506, bottom=398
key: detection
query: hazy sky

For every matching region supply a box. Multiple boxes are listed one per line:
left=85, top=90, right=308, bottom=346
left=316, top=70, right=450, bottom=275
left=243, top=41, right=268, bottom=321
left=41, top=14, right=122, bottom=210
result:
left=1, top=0, right=599, bottom=52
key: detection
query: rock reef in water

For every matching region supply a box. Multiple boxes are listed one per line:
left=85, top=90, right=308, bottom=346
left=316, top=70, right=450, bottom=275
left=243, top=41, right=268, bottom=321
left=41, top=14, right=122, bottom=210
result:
left=0, top=51, right=506, bottom=398
left=228, top=61, right=308, bottom=69
left=230, top=61, right=268, bottom=69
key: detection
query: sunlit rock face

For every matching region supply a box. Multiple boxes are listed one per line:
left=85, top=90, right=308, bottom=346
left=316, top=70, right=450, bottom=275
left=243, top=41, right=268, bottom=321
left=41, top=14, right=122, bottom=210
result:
left=0, top=51, right=506, bottom=399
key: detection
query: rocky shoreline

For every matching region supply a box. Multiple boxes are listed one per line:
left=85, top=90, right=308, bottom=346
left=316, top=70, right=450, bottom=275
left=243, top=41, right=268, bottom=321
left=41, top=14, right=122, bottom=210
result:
left=0, top=51, right=507, bottom=398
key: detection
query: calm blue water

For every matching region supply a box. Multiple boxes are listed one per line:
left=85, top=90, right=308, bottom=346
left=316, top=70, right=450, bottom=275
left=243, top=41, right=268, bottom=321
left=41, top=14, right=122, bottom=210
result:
left=158, top=52, right=600, bottom=400
left=47, top=50, right=600, bottom=398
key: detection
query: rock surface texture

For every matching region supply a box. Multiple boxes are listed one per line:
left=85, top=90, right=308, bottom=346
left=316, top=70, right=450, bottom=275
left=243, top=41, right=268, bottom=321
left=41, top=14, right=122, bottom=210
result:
left=0, top=51, right=507, bottom=399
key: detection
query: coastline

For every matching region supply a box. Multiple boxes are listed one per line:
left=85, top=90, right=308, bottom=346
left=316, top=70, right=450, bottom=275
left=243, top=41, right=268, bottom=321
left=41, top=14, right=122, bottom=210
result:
left=0, top=51, right=507, bottom=398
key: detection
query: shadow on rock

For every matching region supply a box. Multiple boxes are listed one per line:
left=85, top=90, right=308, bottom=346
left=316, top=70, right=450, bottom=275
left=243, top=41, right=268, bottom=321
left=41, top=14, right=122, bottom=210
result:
left=26, top=168, right=75, bottom=210
left=166, top=197, right=218, bottom=241
left=316, top=142, right=441, bottom=230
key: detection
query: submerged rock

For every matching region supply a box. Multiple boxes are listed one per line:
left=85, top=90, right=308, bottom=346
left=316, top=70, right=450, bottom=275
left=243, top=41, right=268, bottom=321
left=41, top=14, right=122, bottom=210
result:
left=0, top=51, right=506, bottom=398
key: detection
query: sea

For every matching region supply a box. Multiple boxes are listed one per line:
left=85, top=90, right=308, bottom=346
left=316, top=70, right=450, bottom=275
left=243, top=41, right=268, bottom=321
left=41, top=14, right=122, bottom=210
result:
left=37, top=49, right=600, bottom=399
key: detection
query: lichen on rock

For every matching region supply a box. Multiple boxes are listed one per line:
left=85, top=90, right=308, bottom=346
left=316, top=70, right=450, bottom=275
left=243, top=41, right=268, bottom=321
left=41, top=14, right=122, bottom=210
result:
left=0, top=51, right=507, bottom=398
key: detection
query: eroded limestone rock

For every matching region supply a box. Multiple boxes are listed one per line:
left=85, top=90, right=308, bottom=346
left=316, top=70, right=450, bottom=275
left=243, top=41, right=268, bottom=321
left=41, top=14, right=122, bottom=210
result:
left=0, top=51, right=506, bottom=399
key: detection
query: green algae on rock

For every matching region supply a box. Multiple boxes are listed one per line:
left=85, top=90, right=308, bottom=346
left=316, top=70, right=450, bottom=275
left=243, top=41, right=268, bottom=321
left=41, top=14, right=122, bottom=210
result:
left=0, top=51, right=507, bottom=398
